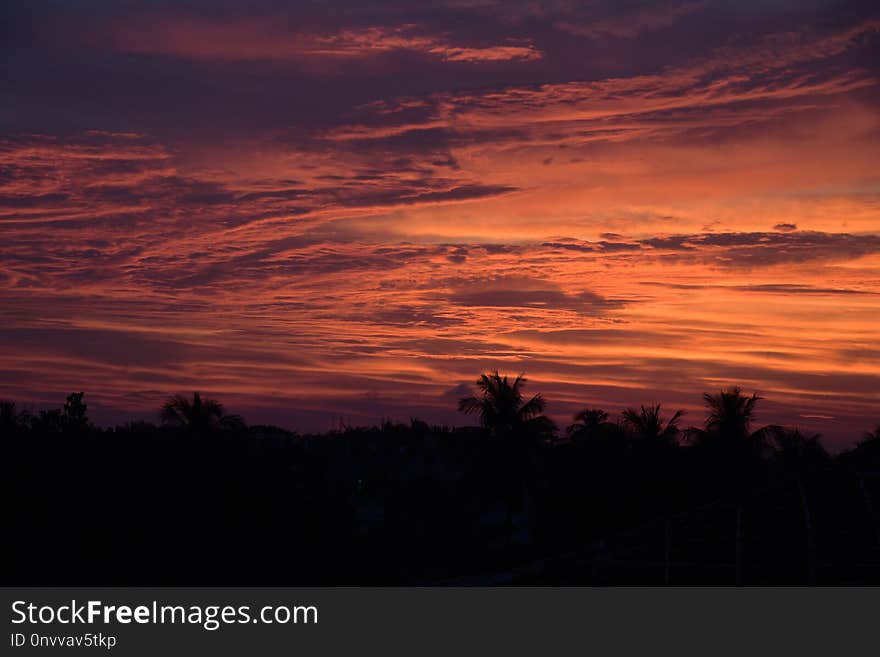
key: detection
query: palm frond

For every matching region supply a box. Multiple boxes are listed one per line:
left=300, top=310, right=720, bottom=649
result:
left=518, top=393, right=546, bottom=419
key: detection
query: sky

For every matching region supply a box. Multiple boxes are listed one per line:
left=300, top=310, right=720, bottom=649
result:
left=1, top=0, right=879, bottom=444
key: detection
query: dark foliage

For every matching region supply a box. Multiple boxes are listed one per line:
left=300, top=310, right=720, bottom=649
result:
left=3, top=383, right=878, bottom=584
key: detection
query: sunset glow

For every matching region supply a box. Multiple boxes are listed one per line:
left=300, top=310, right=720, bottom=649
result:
left=2, top=1, right=879, bottom=444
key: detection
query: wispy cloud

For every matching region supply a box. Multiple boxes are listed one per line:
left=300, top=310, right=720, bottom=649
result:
left=93, top=17, right=543, bottom=64
left=2, top=1, right=879, bottom=441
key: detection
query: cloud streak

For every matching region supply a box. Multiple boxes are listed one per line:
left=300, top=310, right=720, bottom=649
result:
left=1, top=0, right=878, bottom=444
left=93, top=17, right=543, bottom=64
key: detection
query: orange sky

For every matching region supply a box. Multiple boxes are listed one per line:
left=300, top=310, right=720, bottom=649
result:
left=1, top=1, right=878, bottom=444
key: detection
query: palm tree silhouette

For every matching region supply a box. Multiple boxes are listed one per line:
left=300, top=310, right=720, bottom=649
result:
left=458, top=371, right=550, bottom=439
left=566, top=408, right=615, bottom=444
left=688, top=387, right=774, bottom=463
left=160, top=393, right=244, bottom=431
left=621, top=404, right=683, bottom=446
left=704, top=387, right=762, bottom=438
left=458, top=372, right=552, bottom=543
left=769, top=426, right=829, bottom=468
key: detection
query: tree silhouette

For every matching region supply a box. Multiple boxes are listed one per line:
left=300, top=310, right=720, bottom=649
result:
left=768, top=426, right=829, bottom=470
left=458, top=372, right=553, bottom=542
left=160, top=392, right=244, bottom=431
left=862, top=425, right=880, bottom=445
left=567, top=408, right=610, bottom=442
left=704, top=387, right=761, bottom=438
left=35, top=409, right=64, bottom=433
left=62, top=392, right=89, bottom=431
left=7, top=382, right=880, bottom=585
left=458, top=371, right=551, bottom=439
left=1, top=400, right=18, bottom=428
left=621, top=404, right=683, bottom=446
left=0, top=400, right=31, bottom=434
left=688, top=387, right=774, bottom=465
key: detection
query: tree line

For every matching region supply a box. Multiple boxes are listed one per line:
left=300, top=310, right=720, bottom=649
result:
left=4, top=372, right=880, bottom=584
